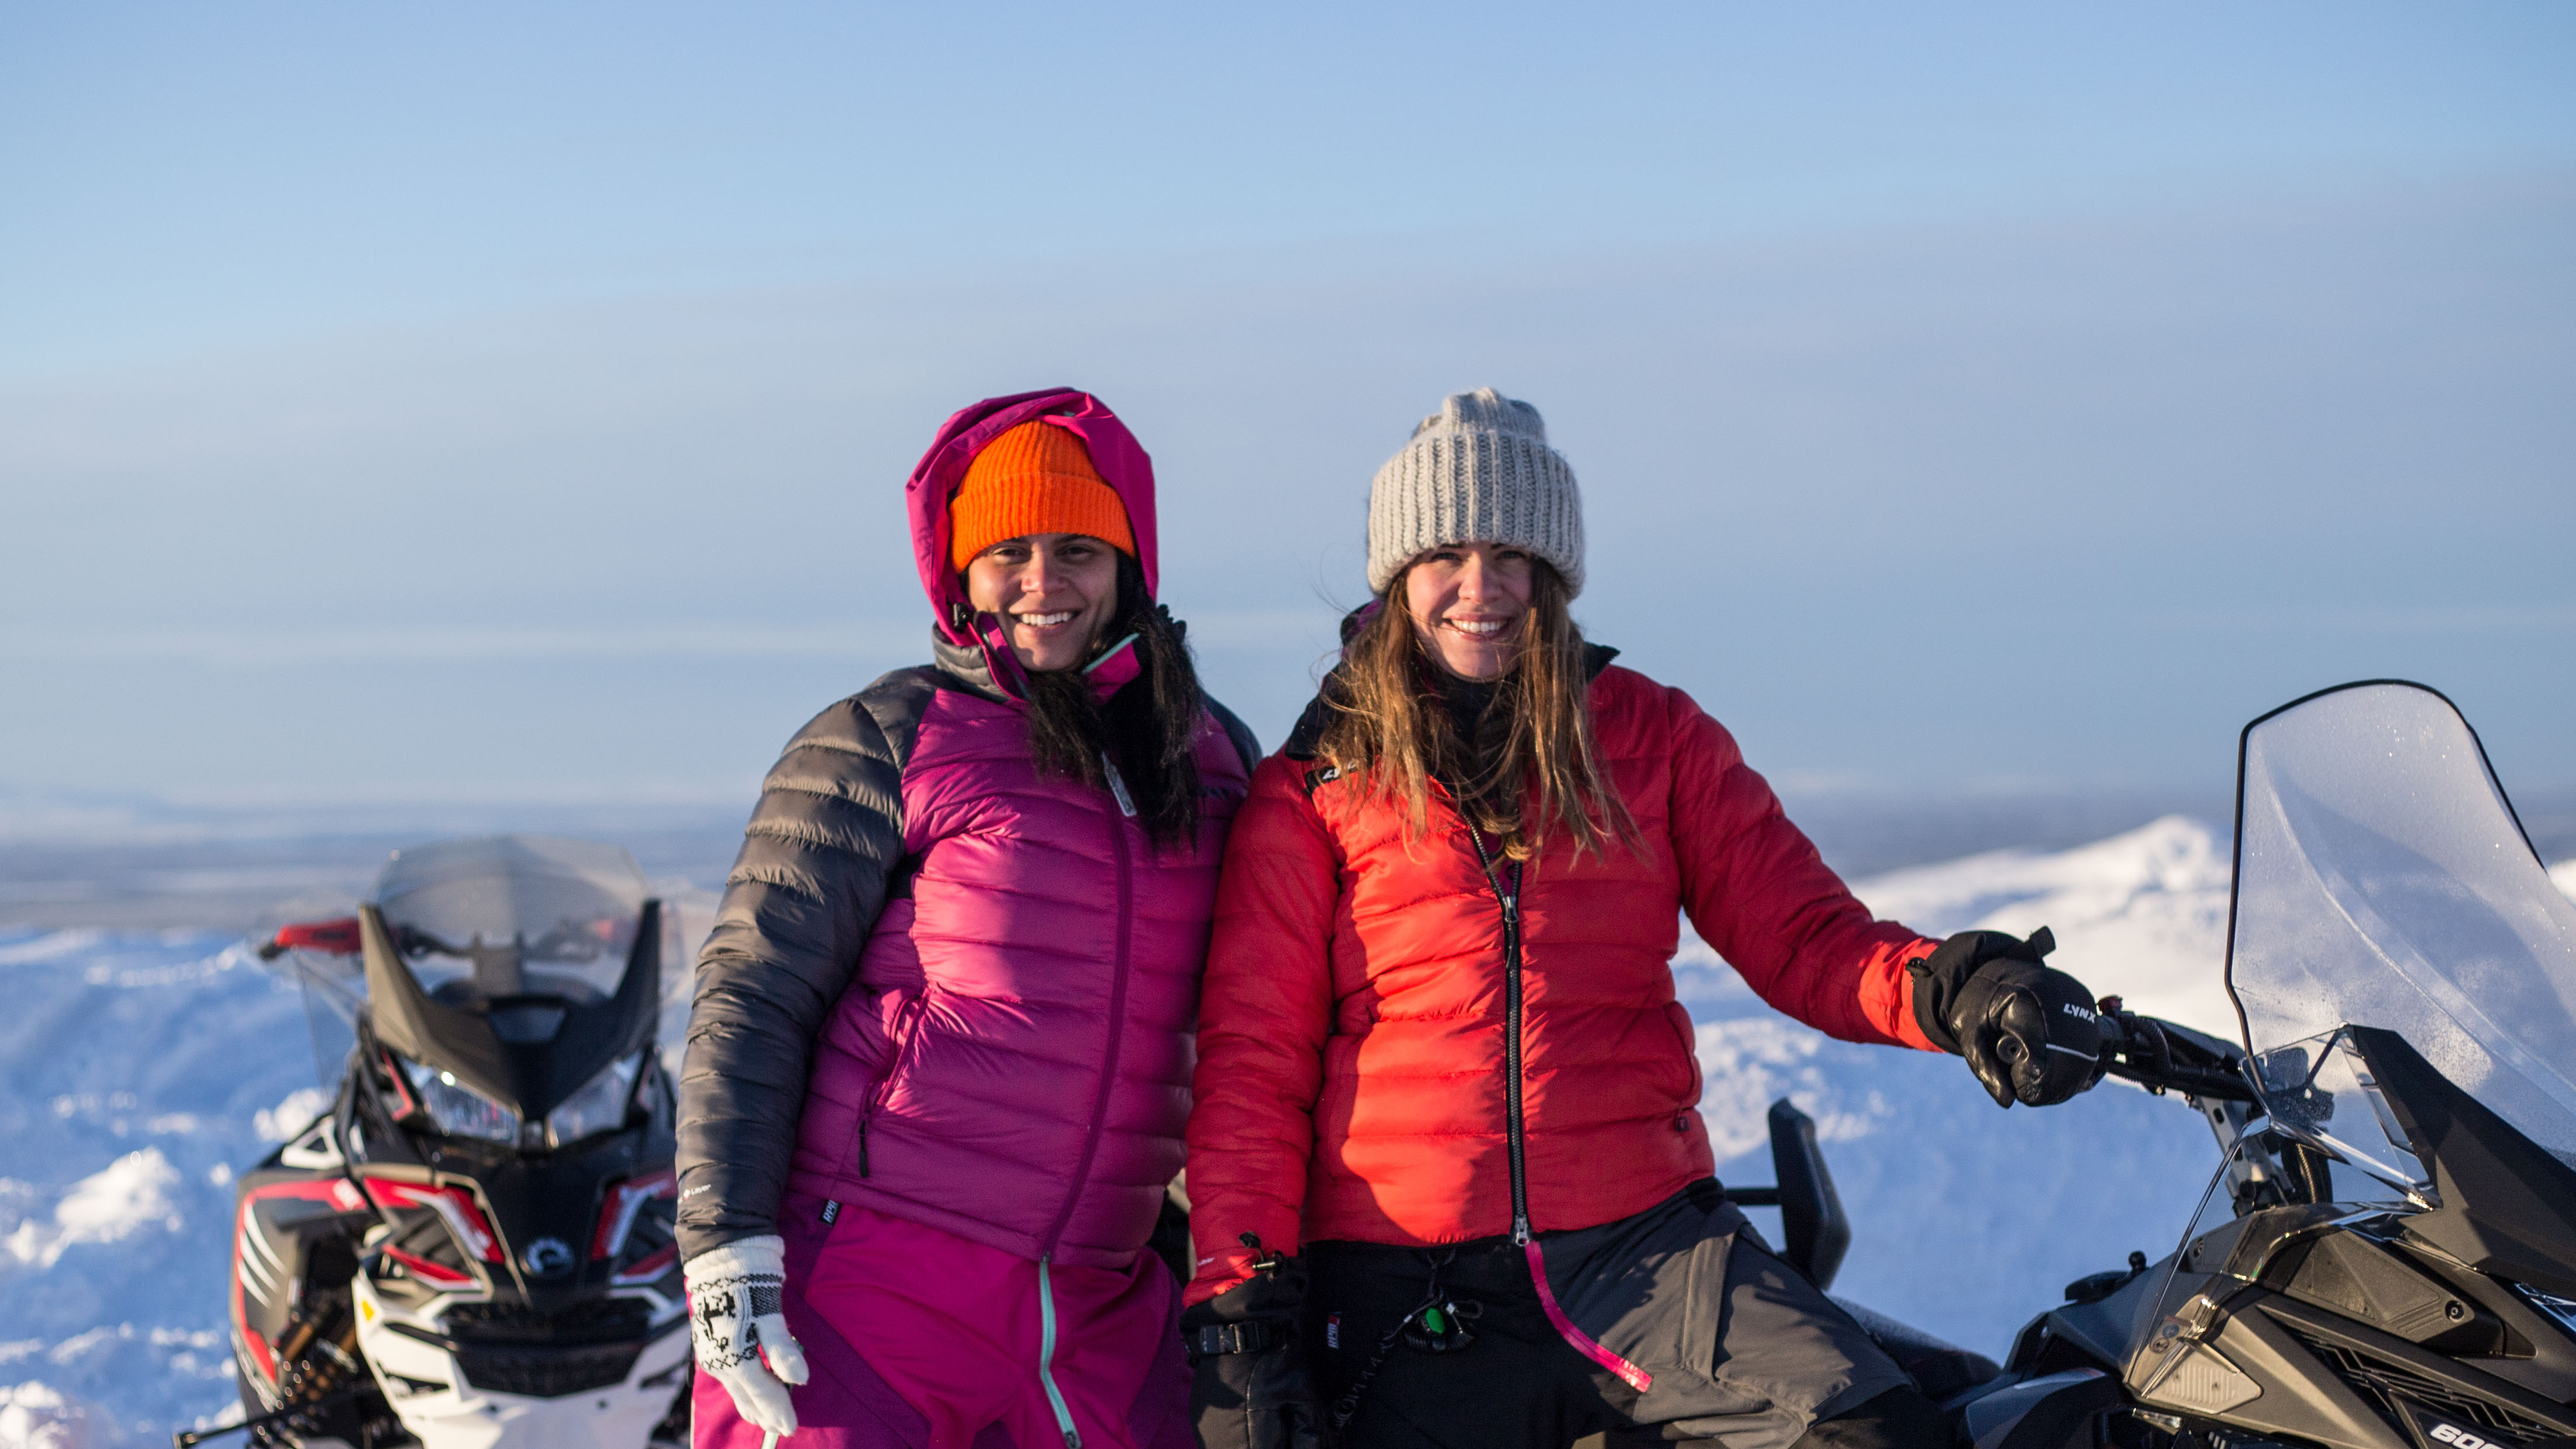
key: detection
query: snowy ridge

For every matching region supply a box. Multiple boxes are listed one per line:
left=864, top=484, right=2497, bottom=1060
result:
left=1847, top=814, right=2238, bottom=1033
left=0, top=935, right=305, bottom=1447
left=0, top=823, right=2568, bottom=1444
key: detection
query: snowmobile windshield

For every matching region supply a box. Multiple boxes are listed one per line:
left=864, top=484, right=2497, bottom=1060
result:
left=373, top=835, right=650, bottom=1008
left=2226, top=681, right=2576, bottom=1204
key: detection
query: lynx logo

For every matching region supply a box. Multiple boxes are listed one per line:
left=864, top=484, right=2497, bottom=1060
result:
left=2062, top=1003, right=2096, bottom=1022
left=522, top=1236, right=575, bottom=1276
left=2426, top=1424, right=2495, bottom=1449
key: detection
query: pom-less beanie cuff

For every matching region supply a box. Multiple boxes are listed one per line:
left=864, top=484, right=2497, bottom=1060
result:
left=949, top=420, right=1137, bottom=570
left=1367, top=388, right=1585, bottom=596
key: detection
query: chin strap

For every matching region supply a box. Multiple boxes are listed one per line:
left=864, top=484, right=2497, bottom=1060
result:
left=1084, top=632, right=1142, bottom=700
left=965, top=610, right=1030, bottom=701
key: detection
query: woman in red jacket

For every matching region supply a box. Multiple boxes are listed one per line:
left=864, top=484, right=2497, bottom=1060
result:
left=1180, top=389, right=2105, bottom=1449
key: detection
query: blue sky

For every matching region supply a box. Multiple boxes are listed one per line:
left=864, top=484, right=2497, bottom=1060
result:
left=4, top=4, right=2572, bottom=808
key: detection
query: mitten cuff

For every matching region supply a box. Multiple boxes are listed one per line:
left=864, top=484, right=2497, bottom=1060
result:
left=1907, top=928, right=2052, bottom=1056
left=685, top=1233, right=785, bottom=1286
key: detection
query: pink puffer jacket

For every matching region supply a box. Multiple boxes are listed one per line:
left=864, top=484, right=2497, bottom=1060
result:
left=784, top=677, right=1251, bottom=1267
left=676, top=389, right=1257, bottom=1271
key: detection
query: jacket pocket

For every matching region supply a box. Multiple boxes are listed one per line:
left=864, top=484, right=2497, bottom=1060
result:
left=1663, top=1001, right=1703, bottom=1107
left=852, top=991, right=933, bottom=1178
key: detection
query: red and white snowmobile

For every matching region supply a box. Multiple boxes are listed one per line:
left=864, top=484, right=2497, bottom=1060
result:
left=202, top=836, right=691, bottom=1448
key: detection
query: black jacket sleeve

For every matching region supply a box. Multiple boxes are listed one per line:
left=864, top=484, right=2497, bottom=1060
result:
left=674, top=670, right=935, bottom=1261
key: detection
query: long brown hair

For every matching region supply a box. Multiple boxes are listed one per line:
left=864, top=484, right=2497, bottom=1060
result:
left=1318, top=560, right=1634, bottom=861
left=1022, top=553, right=1208, bottom=851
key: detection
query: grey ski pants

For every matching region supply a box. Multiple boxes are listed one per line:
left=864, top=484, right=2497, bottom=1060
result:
left=1303, top=1182, right=1915, bottom=1449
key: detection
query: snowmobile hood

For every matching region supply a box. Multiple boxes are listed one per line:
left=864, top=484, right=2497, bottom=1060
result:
left=905, top=388, right=1161, bottom=648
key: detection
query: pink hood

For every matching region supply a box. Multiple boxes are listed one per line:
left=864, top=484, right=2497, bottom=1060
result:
left=904, top=389, right=1161, bottom=647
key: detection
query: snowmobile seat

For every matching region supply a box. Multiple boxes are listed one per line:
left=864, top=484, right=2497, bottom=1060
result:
left=1830, top=1297, right=2002, bottom=1400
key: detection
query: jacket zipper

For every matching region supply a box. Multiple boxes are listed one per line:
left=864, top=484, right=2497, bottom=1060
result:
left=1038, top=761, right=1137, bottom=1254
left=1025, top=764, right=1133, bottom=1449
left=1464, top=822, right=1654, bottom=1391
left=1037, top=1255, right=1082, bottom=1448
left=1463, top=824, right=1532, bottom=1246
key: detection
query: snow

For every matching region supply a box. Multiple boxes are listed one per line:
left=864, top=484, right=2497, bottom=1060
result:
left=0, top=824, right=2565, bottom=1443
left=0, top=1379, right=111, bottom=1449
left=0, top=932, right=306, bottom=1443
left=252, top=1088, right=331, bottom=1143
left=4, top=1153, right=185, bottom=1274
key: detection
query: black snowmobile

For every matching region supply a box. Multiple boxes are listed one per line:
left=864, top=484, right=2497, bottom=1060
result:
left=205, top=835, right=692, bottom=1449
left=1740, top=680, right=2576, bottom=1449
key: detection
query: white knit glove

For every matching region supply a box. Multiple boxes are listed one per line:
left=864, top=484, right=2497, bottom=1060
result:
left=686, top=1235, right=808, bottom=1436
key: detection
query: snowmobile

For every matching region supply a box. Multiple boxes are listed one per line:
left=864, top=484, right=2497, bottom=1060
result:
left=199, top=836, right=692, bottom=1449
left=1739, top=680, right=2576, bottom=1449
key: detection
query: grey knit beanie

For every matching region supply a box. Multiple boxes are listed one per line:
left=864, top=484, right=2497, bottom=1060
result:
left=1367, top=388, right=1585, bottom=596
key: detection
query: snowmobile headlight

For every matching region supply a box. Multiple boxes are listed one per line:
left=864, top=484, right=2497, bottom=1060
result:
left=544, top=1053, right=644, bottom=1147
left=399, top=1058, right=522, bottom=1144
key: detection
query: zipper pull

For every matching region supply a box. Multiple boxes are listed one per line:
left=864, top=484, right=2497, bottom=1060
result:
left=1512, top=1213, right=1532, bottom=1247
left=1103, top=754, right=1137, bottom=817
left=1499, top=894, right=1518, bottom=923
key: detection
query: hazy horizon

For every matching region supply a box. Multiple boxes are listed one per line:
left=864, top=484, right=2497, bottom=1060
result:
left=7, top=5, right=2571, bottom=805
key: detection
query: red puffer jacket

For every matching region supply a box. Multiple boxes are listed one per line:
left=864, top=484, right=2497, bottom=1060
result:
left=1183, top=653, right=1940, bottom=1302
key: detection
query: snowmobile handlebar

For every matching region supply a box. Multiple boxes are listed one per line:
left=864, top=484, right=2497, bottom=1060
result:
left=172, top=1382, right=367, bottom=1447
left=2091, top=999, right=2257, bottom=1103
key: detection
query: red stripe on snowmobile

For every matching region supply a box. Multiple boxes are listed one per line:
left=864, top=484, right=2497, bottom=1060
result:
left=267, top=917, right=361, bottom=955
left=611, top=1243, right=679, bottom=1286
left=381, top=1244, right=477, bottom=1288
left=591, top=1168, right=677, bottom=1260
left=360, top=1175, right=504, bottom=1263
left=230, top=1179, right=362, bottom=1384
left=378, top=1050, right=420, bottom=1121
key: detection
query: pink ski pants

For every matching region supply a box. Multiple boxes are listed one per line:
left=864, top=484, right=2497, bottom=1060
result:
left=693, top=1196, right=1192, bottom=1449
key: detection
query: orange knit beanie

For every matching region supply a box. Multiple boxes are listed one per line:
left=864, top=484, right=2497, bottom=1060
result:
left=947, top=421, right=1137, bottom=570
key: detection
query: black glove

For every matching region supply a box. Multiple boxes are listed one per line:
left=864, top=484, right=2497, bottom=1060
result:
left=1907, top=926, right=2103, bottom=1108
left=1185, top=1244, right=1323, bottom=1449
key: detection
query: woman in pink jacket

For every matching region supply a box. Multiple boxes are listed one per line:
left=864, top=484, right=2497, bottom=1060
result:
left=677, top=389, right=1258, bottom=1448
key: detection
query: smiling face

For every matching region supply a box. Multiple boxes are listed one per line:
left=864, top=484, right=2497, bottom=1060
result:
left=963, top=533, right=1122, bottom=672
left=1402, top=541, right=1534, bottom=681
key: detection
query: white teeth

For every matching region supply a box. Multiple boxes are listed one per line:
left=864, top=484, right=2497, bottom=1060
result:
left=1016, top=612, right=1076, bottom=627
left=1450, top=620, right=1505, bottom=635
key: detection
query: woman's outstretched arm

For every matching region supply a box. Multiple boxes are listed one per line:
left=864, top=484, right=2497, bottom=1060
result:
left=1661, top=684, right=1941, bottom=1052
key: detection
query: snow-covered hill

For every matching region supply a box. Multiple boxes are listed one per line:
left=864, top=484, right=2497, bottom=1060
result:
left=1, top=819, right=2567, bottom=1445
